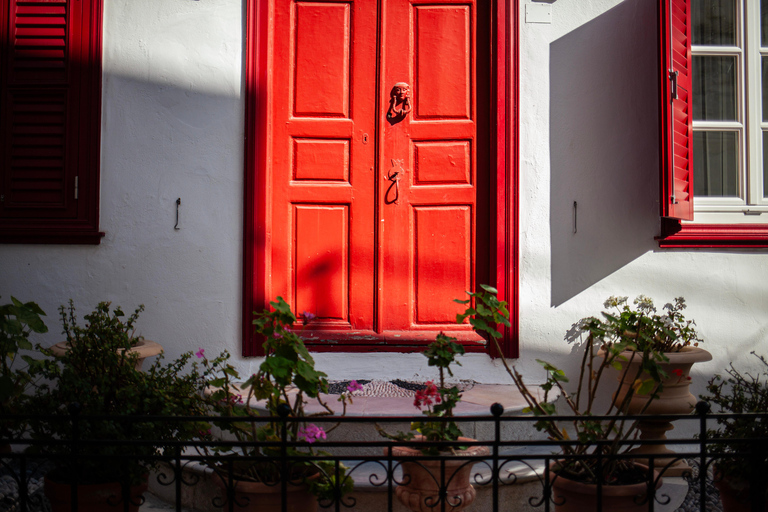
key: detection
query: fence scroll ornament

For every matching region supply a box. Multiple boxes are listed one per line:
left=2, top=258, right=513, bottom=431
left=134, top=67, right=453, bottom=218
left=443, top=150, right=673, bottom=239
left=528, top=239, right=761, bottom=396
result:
left=2, top=406, right=768, bottom=511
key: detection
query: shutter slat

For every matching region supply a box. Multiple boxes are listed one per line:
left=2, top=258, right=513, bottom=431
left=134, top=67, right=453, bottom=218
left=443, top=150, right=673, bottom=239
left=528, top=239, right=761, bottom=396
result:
left=660, top=0, right=694, bottom=220
left=3, top=89, right=68, bottom=209
left=8, top=0, right=68, bottom=83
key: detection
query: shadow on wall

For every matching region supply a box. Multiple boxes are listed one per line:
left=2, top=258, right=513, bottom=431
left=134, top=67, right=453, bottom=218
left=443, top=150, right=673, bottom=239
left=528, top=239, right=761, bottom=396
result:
left=549, top=0, right=661, bottom=307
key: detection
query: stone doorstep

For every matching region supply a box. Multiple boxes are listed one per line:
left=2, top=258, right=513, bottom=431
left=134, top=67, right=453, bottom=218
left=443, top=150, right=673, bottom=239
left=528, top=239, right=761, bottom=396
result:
left=232, top=383, right=547, bottom=417
left=146, top=449, right=689, bottom=512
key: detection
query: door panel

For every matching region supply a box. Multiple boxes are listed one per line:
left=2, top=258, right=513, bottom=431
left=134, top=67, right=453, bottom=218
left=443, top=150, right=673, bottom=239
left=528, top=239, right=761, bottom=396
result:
left=414, top=5, right=472, bottom=119
left=271, top=0, right=376, bottom=329
left=269, top=0, right=488, bottom=345
left=379, top=0, right=486, bottom=339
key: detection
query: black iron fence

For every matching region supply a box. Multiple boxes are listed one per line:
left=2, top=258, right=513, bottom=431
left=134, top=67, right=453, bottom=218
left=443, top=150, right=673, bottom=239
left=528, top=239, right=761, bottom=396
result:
left=2, top=403, right=767, bottom=512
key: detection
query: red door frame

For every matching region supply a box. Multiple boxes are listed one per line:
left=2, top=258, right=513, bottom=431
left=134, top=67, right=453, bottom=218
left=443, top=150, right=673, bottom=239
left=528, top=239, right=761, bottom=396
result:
left=242, top=0, right=519, bottom=358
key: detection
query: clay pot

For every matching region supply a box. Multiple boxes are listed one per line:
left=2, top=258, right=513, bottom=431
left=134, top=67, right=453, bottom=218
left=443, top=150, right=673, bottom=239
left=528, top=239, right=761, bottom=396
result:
left=387, top=437, right=489, bottom=512
left=613, top=347, right=712, bottom=415
left=610, top=347, right=712, bottom=475
left=214, top=474, right=319, bottom=512
left=49, top=339, right=163, bottom=371
left=44, top=475, right=148, bottom=512
left=714, top=472, right=768, bottom=512
left=549, top=463, right=661, bottom=512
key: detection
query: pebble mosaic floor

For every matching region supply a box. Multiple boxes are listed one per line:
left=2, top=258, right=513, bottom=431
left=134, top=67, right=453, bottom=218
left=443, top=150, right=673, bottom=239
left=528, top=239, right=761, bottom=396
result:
left=327, top=379, right=475, bottom=398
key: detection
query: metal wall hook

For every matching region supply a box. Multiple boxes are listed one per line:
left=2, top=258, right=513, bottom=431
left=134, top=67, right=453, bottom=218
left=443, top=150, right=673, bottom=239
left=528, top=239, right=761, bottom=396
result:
left=174, top=198, right=181, bottom=230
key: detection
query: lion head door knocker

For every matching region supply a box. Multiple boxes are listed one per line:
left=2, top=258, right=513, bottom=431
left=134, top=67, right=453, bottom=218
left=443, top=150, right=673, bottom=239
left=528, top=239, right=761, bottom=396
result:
left=386, top=82, right=412, bottom=124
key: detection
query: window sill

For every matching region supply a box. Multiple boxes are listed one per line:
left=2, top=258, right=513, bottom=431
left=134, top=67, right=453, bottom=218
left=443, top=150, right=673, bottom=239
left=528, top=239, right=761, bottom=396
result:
left=658, top=218, right=768, bottom=248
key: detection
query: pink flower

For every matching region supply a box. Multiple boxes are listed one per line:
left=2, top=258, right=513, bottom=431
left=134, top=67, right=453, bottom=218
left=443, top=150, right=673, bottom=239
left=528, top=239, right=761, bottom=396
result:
left=302, top=311, right=316, bottom=322
left=195, top=348, right=205, bottom=359
left=413, top=381, right=441, bottom=409
left=347, top=380, right=364, bottom=393
left=298, top=424, right=326, bottom=444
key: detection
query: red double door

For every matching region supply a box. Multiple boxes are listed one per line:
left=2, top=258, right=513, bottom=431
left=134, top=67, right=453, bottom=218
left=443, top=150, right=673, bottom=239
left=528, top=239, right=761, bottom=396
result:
left=266, top=0, right=490, bottom=350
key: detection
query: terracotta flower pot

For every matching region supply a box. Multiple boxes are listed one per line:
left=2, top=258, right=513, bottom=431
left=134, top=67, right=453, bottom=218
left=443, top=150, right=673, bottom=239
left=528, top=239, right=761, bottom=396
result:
left=49, top=339, right=163, bottom=371
left=549, top=463, right=661, bottom=512
left=44, top=475, right=148, bottom=512
left=610, top=347, right=712, bottom=475
left=714, top=471, right=768, bottom=512
left=214, top=474, right=319, bottom=512
left=387, top=437, right=489, bottom=512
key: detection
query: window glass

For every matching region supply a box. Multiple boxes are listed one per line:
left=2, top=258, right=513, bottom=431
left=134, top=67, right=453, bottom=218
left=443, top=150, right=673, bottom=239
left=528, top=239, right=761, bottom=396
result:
left=762, top=0, right=768, bottom=46
left=693, top=56, right=738, bottom=121
left=763, top=56, right=768, bottom=121
left=764, top=131, right=768, bottom=198
left=693, top=131, right=739, bottom=197
left=693, top=0, right=736, bottom=46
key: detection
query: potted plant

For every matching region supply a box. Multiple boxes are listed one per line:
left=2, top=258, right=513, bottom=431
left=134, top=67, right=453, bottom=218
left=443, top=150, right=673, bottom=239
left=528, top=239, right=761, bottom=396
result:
left=378, top=333, right=489, bottom=512
left=48, top=300, right=162, bottom=370
left=197, top=297, right=353, bottom=512
left=583, top=296, right=711, bottom=474
left=700, top=351, right=768, bottom=512
left=27, top=301, right=212, bottom=512
left=457, top=286, right=664, bottom=512
left=0, top=297, right=47, bottom=451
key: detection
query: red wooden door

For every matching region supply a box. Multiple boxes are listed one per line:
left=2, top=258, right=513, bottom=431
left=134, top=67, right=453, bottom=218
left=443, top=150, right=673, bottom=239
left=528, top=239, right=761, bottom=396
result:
left=269, top=0, right=489, bottom=349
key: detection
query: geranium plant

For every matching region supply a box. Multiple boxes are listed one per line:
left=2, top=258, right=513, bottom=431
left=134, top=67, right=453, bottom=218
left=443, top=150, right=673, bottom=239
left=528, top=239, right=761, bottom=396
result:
left=458, top=286, right=669, bottom=485
left=198, top=297, right=353, bottom=502
left=378, top=333, right=467, bottom=455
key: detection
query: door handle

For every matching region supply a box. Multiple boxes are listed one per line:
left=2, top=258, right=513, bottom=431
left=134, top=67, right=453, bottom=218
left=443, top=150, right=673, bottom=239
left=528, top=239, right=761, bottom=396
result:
left=387, top=82, right=411, bottom=123
left=385, top=159, right=404, bottom=204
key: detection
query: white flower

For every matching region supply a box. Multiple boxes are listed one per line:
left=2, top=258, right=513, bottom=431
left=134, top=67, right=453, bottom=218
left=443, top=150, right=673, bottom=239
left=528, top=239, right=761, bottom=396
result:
left=633, top=295, right=656, bottom=313
left=603, top=296, right=628, bottom=309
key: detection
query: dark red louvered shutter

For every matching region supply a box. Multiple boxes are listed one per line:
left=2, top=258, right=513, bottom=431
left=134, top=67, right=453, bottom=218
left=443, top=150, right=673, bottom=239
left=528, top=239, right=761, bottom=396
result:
left=0, top=0, right=102, bottom=243
left=660, top=0, right=694, bottom=220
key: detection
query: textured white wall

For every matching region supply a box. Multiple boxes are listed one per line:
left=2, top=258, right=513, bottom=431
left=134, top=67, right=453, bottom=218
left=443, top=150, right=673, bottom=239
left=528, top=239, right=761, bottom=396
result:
left=1, top=0, right=767, bottom=402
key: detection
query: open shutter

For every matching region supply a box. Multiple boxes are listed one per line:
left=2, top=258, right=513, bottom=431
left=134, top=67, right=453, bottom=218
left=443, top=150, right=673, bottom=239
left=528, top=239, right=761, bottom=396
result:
left=660, top=0, right=694, bottom=221
left=0, top=0, right=103, bottom=243
left=1, top=0, right=77, bottom=218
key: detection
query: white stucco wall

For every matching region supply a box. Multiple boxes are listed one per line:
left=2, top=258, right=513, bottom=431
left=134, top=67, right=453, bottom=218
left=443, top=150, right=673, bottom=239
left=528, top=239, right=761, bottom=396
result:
left=1, top=0, right=767, bottom=407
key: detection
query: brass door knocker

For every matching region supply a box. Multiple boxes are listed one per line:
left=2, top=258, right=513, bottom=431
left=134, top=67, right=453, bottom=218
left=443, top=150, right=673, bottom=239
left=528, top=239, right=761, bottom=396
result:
left=386, top=82, right=411, bottom=124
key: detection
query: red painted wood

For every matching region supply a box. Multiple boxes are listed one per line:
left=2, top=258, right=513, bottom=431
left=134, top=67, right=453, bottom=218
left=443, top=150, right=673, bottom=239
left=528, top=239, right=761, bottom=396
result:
left=414, top=207, right=471, bottom=323
left=658, top=219, right=768, bottom=247
left=269, top=0, right=376, bottom=331
left=659, top=0, right=694, bottom=221
left=0, top=0, right=103, bottom=243
left=379, top=0, right=487, bottom=344
left=243, top=0, right=519, bottom=357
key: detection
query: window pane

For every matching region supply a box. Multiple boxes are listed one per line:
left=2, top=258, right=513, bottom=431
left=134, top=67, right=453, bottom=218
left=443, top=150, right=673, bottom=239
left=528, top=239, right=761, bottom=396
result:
left=764, top=56, right=768, bottom=121
left=693, top=0, right=736, bottom=46
left=693, top=56, right=737, bottom=121
left=693, top=131, right=739, bottom=197
left=763, top=0, right=768, bottom=46
left=764, top=131, right=768, bottom=198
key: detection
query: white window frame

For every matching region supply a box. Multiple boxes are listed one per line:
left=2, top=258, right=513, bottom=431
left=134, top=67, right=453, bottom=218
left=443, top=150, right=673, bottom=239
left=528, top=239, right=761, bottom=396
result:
left=691, top=0, right=768, bottom=223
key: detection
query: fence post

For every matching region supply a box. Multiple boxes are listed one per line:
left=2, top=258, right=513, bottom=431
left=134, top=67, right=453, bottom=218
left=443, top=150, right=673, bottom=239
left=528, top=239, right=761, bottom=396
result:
left=277, top=403, right=291, bottom=512
left=491, top=403, right=503, bottom=512
left=749, top=439, right=767, bottom=512
left=68, top=402, right=82, bottom=511
left=695, top=400, right=710, bottom=512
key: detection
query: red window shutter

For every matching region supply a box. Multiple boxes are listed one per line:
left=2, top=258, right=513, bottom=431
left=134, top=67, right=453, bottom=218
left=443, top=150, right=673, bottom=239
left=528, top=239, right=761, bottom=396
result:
left=0, top=0, right=103, bottom=243
left=659, top=0, right=694, bottom=221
